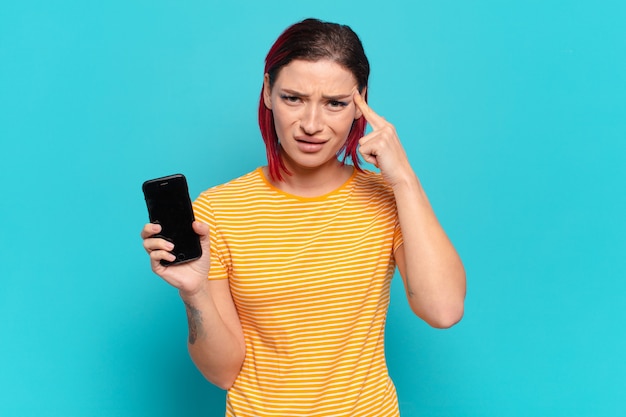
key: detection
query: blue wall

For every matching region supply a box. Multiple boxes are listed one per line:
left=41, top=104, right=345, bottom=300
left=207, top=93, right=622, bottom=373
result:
left=1, top=1, right=625, bottom=416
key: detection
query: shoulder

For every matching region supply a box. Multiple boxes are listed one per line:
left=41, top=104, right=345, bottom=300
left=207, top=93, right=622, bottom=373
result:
left=193, top=168, right=266, bottom=224
left=354, top=169, right=395, bottom=198
left=196, top=168, right=265, bottom=203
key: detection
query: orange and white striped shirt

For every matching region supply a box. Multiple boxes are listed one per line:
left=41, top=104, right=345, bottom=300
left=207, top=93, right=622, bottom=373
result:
left=193, top=167, right=403, bottom=417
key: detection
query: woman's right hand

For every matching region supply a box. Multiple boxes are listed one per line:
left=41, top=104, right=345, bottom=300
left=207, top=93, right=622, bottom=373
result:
left=140, top=221, right=212, bottom=296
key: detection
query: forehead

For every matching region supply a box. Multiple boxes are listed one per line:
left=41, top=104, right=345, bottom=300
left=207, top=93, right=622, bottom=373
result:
left=274, top=59, right=357, bottom=93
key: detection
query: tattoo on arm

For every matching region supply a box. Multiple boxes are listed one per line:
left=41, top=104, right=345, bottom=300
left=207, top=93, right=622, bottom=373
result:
left=183, top=301, right=203, bottom=344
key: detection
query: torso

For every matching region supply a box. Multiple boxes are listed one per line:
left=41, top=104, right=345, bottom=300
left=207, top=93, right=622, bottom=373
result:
left=193, top=167, right=402, bottom=416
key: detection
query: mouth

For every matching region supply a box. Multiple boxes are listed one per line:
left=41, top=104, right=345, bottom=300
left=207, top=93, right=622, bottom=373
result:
left=294, top=137, right=327, bottom=152
left=295, top=137, right=327, bottom=144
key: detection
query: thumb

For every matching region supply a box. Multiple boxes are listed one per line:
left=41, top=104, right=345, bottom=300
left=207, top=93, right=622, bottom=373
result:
left=193, top=221, right=211, bottom=246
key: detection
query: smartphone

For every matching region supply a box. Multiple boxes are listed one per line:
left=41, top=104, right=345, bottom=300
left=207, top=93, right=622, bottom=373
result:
left=142, top=174, right=202, bottom=266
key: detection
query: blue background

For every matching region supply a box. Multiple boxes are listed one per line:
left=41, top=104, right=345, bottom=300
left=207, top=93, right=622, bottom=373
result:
left=1, top=1, right=625, bottom=416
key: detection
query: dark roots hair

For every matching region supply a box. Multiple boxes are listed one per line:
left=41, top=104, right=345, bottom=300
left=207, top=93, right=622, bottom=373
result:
left=258, top=18, right=370, bottom=181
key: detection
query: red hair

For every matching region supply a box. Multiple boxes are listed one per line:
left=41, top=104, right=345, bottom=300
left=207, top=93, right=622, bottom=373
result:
left=258, top=18, right=370, bottom=182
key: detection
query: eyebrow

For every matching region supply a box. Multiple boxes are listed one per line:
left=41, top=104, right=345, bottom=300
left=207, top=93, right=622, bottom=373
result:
left=280, top=88, right=353, bottom=101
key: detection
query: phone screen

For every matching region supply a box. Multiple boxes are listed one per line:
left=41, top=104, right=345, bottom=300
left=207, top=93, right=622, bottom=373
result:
left=142, top=174, right=202, bottom=265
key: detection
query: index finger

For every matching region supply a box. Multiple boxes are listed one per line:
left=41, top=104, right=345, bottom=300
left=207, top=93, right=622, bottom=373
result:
left=354, top=90, right=386, bottom=130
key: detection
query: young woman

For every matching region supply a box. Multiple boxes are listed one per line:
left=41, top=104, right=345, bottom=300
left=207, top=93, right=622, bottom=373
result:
left=141, top=18, right=465, bottom=416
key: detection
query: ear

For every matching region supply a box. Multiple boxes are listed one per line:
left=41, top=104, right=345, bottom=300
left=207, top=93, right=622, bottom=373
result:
left=263, top=74, right=272, bottom=110
left=354, top=86, right=367, bottom=119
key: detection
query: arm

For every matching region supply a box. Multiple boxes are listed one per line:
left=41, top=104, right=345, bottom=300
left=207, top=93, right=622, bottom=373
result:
left=141, top=221, right=245, bottom=388
left=354, top=92, right=466, bottom=328
left=391, top=175, right=466, bottom=328
left=180, top=278, right=246, bottom=389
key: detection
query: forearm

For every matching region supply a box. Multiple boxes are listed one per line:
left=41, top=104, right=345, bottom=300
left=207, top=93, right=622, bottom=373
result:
left=179, top=282, right=246, bottom=389
left=352, top=93, right=465, bottom=326
left=393, top=172, right=466, bottom=328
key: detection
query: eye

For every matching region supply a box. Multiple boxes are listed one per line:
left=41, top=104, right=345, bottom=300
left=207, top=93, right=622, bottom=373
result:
left=280, top=94, right=301, bottom=104
left=328, top=100, right=349, bottom=110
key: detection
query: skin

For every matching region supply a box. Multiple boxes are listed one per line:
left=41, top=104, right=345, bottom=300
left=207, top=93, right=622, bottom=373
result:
left=141, top=221, right=245, bottom=389
left=262, top=59, right=363, bottom=196
left=141, top=57, right=466, bottom=390
left=264, top=59, right=465, bottom=327
left=353, top=91, right=466, bottom=328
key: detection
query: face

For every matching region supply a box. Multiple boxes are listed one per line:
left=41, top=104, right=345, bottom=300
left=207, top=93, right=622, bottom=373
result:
left=263, top=59, right=363, bottom=174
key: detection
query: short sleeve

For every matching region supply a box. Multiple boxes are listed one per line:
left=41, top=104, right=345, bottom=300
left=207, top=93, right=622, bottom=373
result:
left=192, top=192, right=230, bottom=281
left=392, top=216, right=404, bottom=253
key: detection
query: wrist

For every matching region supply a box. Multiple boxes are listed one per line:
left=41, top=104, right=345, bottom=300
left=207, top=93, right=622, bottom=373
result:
left=390, top=170, right=420, bottom=193
left=179, top=276, right=211, bottom=301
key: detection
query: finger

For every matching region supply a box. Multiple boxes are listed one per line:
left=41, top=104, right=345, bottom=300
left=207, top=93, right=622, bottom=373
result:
left=143, top=236, right=174, bottom=254
left=359, top=149, right=379, bottom=168
left=357, top=138, right=379, bottom=167
left=354, top=91, right=386, bottom=130
left=192, top=220, right=209, bottom=238
left=192, top=221, right=211, bottom=248
left=149, top=249, right=176, bottom=264
left=140, top=223, right=161, bottom=239
left=357, top=127, right=379, bottom=147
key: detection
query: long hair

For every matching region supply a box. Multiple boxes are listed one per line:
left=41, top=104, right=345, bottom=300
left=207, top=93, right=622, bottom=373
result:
left=258, top=18, right=370, bottom=181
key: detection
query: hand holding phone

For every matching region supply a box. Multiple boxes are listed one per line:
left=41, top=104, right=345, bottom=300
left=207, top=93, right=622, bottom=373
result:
left=142, top=174, right=202, bottom=266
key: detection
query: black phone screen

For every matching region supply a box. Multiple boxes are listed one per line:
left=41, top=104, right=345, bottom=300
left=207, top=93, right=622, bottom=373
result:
left=142, top=174, right=202, bottom=265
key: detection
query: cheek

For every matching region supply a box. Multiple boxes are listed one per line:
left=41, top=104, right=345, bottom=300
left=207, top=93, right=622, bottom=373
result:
left=331, top=113, right=356, bottom=135
left=271, top=107, right=291, bottom=136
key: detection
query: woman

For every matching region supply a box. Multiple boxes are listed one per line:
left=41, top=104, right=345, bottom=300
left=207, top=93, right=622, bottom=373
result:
left=141, top=18, right=465, bottom=416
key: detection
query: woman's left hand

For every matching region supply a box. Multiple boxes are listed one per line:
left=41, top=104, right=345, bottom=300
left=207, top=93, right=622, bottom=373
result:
left=354, top=91, right=413, bottom=187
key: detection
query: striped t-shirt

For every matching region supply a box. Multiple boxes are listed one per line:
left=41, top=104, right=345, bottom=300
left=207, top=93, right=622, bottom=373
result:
left=193, top=167, right=403, bottom=417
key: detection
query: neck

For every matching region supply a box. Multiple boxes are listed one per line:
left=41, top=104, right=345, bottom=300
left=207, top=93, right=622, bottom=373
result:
left=266, top=157, right=354, bottom=198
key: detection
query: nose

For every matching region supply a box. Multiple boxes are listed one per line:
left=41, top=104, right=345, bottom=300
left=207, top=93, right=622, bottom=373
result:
left=300, top=104, right=324, bottom=135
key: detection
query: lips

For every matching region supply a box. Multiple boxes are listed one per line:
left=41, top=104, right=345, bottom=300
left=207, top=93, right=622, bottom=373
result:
left=295, top=137, right=327, bottom=152
left=295, top=136, right=327, bottom=144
